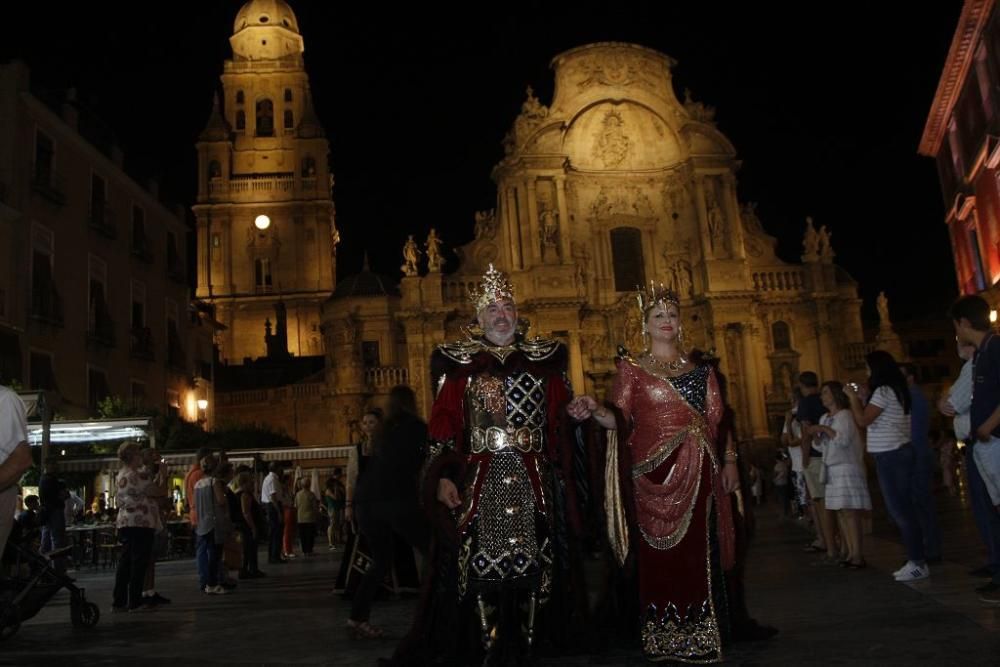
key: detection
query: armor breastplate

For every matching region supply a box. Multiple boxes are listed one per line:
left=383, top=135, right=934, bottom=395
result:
left=466, top=370, right=547, bottom=454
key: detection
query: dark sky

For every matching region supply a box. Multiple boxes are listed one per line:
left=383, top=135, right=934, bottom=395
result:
left=2, top=2, right=962, bottom=323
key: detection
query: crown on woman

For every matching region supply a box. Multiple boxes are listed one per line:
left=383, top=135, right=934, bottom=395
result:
left=636, top=280, right=680, bottom=313
left=468, top=264, right=515, bottom=311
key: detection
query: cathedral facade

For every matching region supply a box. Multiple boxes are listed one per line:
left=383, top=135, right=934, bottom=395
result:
left=205, top=3, right=866, bottom=446
left=323, top=42, right=867, bottom=444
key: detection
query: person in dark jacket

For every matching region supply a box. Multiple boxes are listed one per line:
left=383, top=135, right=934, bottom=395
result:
left=346, top=385, right=431, bottom=639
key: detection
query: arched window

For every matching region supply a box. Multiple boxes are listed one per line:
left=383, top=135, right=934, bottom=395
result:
left=284, top=88, right=293, bottom=102
left=235, top=90, right=244, bottom=105
left=256, top=99, right=274, bottom=137
left=610, top=227, right=645, bottom=292
left=235, top=110, right=246, bottom=131
left=283, top=109, right=294, bottom=129
left=301, top=156, right=316, bottom=177
left=772, top=321, right=791, bottom=351
left=208, top=160, right=221, bottom=179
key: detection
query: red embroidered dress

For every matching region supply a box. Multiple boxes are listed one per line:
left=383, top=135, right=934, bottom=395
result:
left=609, top=355, right=728, bottom=663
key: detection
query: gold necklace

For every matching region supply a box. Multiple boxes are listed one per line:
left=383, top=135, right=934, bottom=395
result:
left=643, top=351, right=687, bottom=373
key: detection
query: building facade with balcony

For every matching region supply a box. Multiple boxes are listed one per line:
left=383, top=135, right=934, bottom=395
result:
left=0, top=61, right=212, bottom=423
left=921, top=0, right=1000, bottom=303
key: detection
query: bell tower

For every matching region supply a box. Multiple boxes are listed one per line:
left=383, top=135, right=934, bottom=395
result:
left=194, top=0, right=338, bottom=362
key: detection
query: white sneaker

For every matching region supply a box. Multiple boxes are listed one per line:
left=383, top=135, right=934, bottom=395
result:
left=892, top=562, right=909, bottom=577
left=894, top=562, right=929, bottom=582
left=204, top=585, right=229, bottom=595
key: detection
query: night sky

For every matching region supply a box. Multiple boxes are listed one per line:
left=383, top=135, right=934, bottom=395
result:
left=1, top=2, right=962, bottom=323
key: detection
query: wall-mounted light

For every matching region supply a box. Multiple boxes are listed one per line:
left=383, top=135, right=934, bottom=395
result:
left=254, top=214, right=271, bottom=230
left=991, top=309, right=997, bottom=324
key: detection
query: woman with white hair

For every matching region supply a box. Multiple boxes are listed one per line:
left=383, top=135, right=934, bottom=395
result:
left=112, top=441, right=166, bottom=612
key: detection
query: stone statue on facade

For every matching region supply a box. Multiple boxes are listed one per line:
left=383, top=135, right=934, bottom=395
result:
left=474, top=209, right=497, bottom=240
left=683, top=88, right=717, bottom=125
left=520, top=86, right=548, bottom=121
left=802, top=216, right=819, bottom=260
left=706, top=189, right=726, bottom=254
left=426, top=228, right=444, bottom=273
left=539, top=209, right=559, bottom=248
left=671, top=260, right=693, bottom=298
left=401, top=235, right=420, bottom=276
left=877, top=291, right=891, bottom=328
left=817, top=225, right=834, bottom=261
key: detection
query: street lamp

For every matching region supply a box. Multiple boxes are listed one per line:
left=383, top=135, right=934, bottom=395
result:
left=197, top=399, right=209, bottom=411
left=991, top=310, right=998, bottom=324
left=254, top=214, right=271, bottom=230
left=197, top=398, right=209, bottom=426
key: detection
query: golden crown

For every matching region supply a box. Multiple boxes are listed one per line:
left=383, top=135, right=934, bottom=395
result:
left=636, top=280, right=680, bottom=314
left=469, top=264, right=515, bottom=311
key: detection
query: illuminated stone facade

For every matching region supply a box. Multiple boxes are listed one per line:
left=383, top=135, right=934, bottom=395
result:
left=194, top=0, right=338, bottom=363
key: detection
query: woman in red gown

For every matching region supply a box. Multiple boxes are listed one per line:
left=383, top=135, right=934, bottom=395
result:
left=570, top=283, right=739, bottom=663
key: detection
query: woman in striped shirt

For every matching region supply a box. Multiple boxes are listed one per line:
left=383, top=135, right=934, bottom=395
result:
left=845, top=350, right=928, bottom=582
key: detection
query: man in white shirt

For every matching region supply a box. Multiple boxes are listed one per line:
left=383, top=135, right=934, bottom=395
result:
left=940, top=339, right=1000, bottom=587
left=260, top=463, right=285, bottom=564
left=0, top=385, right=33, bottom=558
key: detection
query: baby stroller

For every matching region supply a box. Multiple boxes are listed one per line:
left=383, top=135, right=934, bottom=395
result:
left=0, top=527, right=100, bottom=640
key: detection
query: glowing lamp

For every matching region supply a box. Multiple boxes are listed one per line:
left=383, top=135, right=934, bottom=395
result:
left=197, top=399, right=209, bottom=411
left=992, top=310, right=998, bottom=324
left=254, top=214, right=271, bottom=230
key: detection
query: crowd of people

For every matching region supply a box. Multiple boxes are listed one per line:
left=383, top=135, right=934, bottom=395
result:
left=7, top=274, right=1000, bottom=662
left=763, top=295, right=1000, bottom=605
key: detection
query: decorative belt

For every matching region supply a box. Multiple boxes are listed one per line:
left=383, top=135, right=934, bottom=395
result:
left=469, top=426, right=543, bottom=454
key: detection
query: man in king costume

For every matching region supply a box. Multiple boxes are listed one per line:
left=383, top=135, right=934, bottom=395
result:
left=393, top=264, right=586, bottom=666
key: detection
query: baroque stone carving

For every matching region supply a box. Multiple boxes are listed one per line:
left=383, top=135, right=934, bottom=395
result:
left=662, top=176, right=691, bottom=217
left=802, top=217, right=819, bottom=260
left=705, top=186, right=727, bottom=255
left=669, top=259, right=693, bottom=298
left=818, top=225, right=834, bottom=261
left=401, top=234, right=420, bottom=276
left=593, top=109, right=631, bottom=168
left=877, top=291, right=891, bottom=328
left=683, top=89, right=717, bottom=125
left=474, top=209, right=498, bottom=240
left=575, top=51, right=657, bottom=92
left=539, top=208, right=560, bottom=249
left=590, top=186, right=655, bottom=221
left=740, top=202, right=764, bottom=236
left=425, top=228, right=444, bottom=273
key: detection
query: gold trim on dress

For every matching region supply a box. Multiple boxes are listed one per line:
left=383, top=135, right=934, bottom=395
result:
left=638, top=455, right=702, bottom=551
left=604, top=430, right=630, bottom=567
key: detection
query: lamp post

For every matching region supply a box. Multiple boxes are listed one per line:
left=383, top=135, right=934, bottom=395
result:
left=197, top=398, right=209, bottom=426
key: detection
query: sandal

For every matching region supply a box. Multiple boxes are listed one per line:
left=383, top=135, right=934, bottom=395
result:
left=347, top=619, right=385, bottom=640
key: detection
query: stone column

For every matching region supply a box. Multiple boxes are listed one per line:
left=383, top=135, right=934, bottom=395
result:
left=740, top=322, right=768, bottom=438
left=525, top=179, right=541, bottom=267
left=555, top=175, right=571, bottom=264
left=515, top=183, right=533, bottom=270
left=197, top=216, right=210, bottom=296
left=692, top=176, right=714, bottom=261
left=721, top=173, right=746, bottom=260
left=223, top=216, right=233, bottom=294
left=504, top=186, right=522, bottom=270
left=568, top=331, right=586, bottom=396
